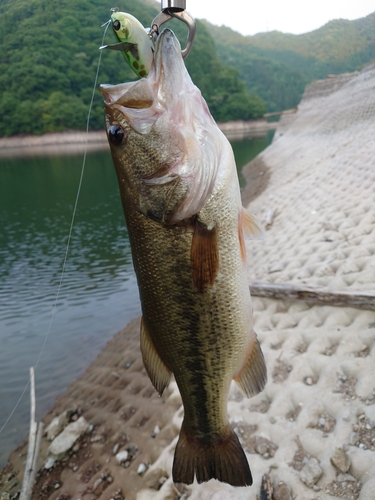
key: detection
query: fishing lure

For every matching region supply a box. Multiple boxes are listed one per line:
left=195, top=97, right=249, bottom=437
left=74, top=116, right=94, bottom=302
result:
left=101, top=9, right=154, bottom=78
left=100, top=3, right=196, bottom=77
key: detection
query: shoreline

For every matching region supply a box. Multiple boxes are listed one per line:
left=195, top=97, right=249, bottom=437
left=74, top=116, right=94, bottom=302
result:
left=0, top=120, right=277, bottom=158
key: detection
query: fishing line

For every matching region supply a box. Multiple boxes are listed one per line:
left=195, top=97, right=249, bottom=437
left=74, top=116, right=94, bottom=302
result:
left=0, top=20, right=111, bottom=436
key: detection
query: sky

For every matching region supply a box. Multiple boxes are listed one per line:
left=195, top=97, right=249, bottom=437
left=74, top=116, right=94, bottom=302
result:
left=182, top=0, right=375, bottom=36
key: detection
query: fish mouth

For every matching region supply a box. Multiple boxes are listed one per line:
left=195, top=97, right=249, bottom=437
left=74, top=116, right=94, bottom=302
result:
left=100, top=80, right=155, bottom=109
left=153, top=29, right=186, bottom=102
left=100, top=77, right=163, bottom=136
left=154, top=28, right=182, bottom=71
left=100, top=81, right=136, bottom=106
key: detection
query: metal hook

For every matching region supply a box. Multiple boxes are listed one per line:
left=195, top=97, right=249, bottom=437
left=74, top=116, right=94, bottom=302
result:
left=150, top=8, right=196, bottom=58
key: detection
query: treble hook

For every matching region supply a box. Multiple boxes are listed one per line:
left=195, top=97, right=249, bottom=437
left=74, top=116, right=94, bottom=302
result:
left=150, top=0, right=196, bottom=59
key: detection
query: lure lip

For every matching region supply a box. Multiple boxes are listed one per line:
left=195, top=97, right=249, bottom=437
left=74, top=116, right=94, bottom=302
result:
left=99, top=41, right=137, bottom=52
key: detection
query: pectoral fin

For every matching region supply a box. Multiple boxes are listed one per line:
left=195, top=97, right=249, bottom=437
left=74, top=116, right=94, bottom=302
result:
left=234, top=334, right=267, bottom=397
left=191, top=219, right=219, bottom=293
left=140, top=318, right=172, bottom=396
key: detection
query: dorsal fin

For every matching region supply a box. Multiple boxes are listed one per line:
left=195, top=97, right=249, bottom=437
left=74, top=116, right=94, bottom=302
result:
left=241, top=207, right=265, bottom=239
left=238, top=208, right=265, bottom=263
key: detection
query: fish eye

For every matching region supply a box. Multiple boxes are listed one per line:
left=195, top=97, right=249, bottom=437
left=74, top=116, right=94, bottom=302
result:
left=108, top=125, right=124, bottom=145
left=113, top=20, right=121, bottom=31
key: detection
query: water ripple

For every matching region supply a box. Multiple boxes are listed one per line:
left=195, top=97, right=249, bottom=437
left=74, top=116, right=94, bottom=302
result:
left=0, top=152, right=141, bottom=464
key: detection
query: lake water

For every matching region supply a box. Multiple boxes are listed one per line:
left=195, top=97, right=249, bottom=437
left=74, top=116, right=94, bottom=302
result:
left=0, top=132, right=273, bottom=465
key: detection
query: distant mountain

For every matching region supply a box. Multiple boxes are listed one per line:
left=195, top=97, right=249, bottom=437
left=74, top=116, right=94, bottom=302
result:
left=203, top=12, right=375, bottom=112
left=0, top=0, right=265, bottom=136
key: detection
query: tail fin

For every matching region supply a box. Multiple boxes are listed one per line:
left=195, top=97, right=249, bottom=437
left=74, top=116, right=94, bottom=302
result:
left=172, top=423, right=252, bottom=487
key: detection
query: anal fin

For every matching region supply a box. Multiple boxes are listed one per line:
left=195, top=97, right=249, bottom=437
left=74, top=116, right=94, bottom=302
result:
left=191, top=219, right=218, bottom=293
left=140, top=318, right=172, bottom=396
left=234, top=334, right=267, bottom=397
left=173, top=421, right=252, bottom=486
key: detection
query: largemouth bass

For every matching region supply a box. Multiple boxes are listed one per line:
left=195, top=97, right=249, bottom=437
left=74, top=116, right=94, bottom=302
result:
left=100, top=28, right=267, bottom=487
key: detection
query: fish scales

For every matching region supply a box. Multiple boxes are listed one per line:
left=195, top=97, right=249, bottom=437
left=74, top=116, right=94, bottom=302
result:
left=100, top=28, right=267, bottom=487
left=124, top=204, right=243, bottom=430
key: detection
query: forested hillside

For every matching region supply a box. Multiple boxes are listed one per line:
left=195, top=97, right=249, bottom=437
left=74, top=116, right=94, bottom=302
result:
left=0, top=0, right=265, bottom=136
left=204, top=11, right=375, bottom=112
left=1, top=0, right=374, bottom=136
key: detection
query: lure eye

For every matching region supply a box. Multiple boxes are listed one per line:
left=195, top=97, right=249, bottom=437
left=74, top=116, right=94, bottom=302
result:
left=113, top=20, right=121, bottom=31
left=108, top=126, right=124, bottom=146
